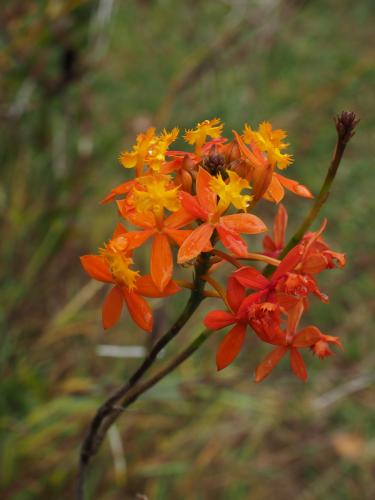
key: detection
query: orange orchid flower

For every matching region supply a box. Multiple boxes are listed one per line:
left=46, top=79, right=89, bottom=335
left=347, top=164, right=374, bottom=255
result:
left=80, top=224, right=179, bottom=331
left=177, top=167, right=267, bottom=263
left=117, top=200, right=195, bottom=291
left=233, top=130, right=313, bottom=203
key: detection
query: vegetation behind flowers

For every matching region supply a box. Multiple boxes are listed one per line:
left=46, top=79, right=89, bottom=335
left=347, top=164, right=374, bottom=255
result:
left=1, top=1, right=374, bottom=499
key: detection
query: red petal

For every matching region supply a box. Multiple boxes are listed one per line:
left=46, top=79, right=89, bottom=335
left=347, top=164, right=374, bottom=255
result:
left=136, top=275, right=180, bottom=297
left=80, top=255, right=112, bottom=283
left=216, top=323, right=247, bottom=370
left=271, top=245, right=303, bottom=282
left=226, top=275, right=246, bottom=312
left=274, top=203, right=288, bottom=248
left=196, top=167, right=217, bottom=217
left=255, top=346, right=287, bottom=382
left=151, top=233, right=173, bottom=291
left=177, top=223, right=214, bottom=263
left=290, top=348, right=307, bottom=381
left=102, top=286, right=123, bottom=329
left=221, top=213, right=267, bottom=234
left=276, top=173, right=314, bottom=199
left=233, top=266, right=270, bottom=290
left=123, top=289, right=153, bottom=332
left=216, top=221, right=248, bottom=256
left=204, top=310, right=236, bottom=330
left=263, top=235, right=277, bottom=254
left=293, top=326, right=322, bottom=347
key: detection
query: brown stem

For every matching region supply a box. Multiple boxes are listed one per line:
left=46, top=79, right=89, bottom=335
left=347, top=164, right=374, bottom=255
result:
left=263, top=111, right=359, bottom=277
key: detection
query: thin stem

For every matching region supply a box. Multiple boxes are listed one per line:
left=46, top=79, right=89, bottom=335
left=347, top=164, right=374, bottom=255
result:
left=263, top=111, right=358, bottom=277
left=238, top=253, right=280, bottom=267
left=83, top=329, right=214, bottom=453
left=211, top=249, right=241, bottom=268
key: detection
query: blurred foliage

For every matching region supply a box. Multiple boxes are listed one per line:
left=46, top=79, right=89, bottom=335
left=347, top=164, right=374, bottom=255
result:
left=0, top=0, right=374, bottom=499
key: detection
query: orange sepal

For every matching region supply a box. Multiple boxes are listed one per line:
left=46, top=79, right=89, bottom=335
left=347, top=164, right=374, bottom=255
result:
left=136, top=275, right=180, bottom=297
left=151, top=233, right=173, bottom=291
left=80, top=255, right=113, bottom=283
left=164, top=207, right=196, bottom=229
left=123, top=289, right=153, bottom=332
left=102, top=286, right=123, bottom=329
left=164, top=228, right=192, bottom=247
left=221, top=213, right=267, bottom=235
left=196, top=167, right=217, bottom=217
left=216, top=323, right=246, bottom=370
left=264, top=174, right=285, bottom=204
left=276, top=173, right=314, bottom=199
left=216, top=221, right=248, bottom=256
left=255, top=346, right=287, bottom=382
left=177, top=223, right=214, bottom=263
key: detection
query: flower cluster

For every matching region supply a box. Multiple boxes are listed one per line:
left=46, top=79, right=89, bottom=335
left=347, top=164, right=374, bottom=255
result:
left=81, top=118, right=345, bottom=382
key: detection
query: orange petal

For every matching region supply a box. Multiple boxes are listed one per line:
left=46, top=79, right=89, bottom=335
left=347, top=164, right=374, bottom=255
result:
left=125, top=230, right=155, bottom=250
left=286, top=301, right=304, bottom=336
left=264, top=174, right=284, bottom=204
left=122, top=207, right=156, bottom=229
left=255, top=346, right=287, bottom=382
left=216, top=221, right=248, bottom=256
left=276, top=173, right=314, bottom=199
left=164, top=207, right=196, bottom=229
left=123, top=289, right=153, bottom=332
left=112, top=222, right=128, bottom=238
left=274, top=203, right=288, bottom=248
left=136, top=275, right=180, bottom=297
left=102, top=286, right=123, bottom=329
left=164, top=228, right=192, bottom=247
left=221, top=213, right=267, bottom=235
left=100, top=180, right=135, bottom=204
left=290, top=348, right=307, bottom=381
left=177, top=223, right=214, bottom=263
left=216, top=323, right=247, bottom=370
left=196, top=167, right=217, bottom=217
left=151, top=233, right=173, bottom=291
left=293, top=326, right=321, bottom=347
left=180, top=191, right=208, bottom=220
left=80, top=255, right=112, bottom=283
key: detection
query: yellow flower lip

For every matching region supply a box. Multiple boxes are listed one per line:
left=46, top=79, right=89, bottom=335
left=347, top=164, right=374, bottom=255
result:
left=100, top=244, right=139, bottom=289
left=209, top=169, right=252, bottom=215
left=132, top=173, right=181, bottom=216
left=243, top=121, right=293, bottom=170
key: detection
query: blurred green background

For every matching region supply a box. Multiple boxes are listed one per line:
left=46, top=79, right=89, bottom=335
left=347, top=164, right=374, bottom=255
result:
left=1, top=1, right=374, bottom=499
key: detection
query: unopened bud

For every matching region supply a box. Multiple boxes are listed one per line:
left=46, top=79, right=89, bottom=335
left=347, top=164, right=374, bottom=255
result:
left=335, top=111, right=360, bottom=144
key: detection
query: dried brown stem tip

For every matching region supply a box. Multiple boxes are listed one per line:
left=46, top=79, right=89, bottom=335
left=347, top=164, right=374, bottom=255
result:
left=335, top=111, right=360, bottom=144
